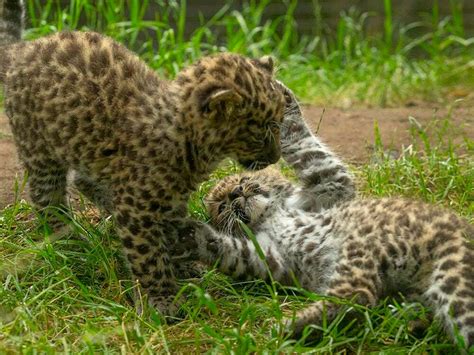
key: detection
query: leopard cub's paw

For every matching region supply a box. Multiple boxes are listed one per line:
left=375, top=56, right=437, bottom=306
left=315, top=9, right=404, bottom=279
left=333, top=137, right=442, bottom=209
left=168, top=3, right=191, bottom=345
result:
left=148, top=294, right=186, bottom=320
left=279, top=316, right=322, bottom=340
left=281, top=316, right=299, bottom=338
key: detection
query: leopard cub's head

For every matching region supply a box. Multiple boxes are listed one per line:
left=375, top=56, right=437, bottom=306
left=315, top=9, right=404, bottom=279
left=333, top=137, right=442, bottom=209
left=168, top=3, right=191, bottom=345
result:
left=205, top=171, right=291, bottom=236
left=174, top=53, right=286, bottom=170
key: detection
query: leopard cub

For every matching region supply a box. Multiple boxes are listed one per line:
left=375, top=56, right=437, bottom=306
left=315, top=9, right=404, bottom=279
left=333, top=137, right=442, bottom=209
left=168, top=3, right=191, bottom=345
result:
left=175, top=85, right=474, bottom=349
left=0, top=0, right=286, bottom=315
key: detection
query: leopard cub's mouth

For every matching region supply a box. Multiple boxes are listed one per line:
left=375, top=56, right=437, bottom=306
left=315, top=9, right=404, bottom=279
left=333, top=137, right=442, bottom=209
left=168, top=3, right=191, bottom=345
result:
left=230, top=197, right=251, bottom=224
left=230, top=194, right=269, bottom=227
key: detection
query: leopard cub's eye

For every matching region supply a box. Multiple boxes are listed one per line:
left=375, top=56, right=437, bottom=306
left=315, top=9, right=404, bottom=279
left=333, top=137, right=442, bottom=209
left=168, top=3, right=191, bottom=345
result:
left=248, top=183, right=261, bottom=193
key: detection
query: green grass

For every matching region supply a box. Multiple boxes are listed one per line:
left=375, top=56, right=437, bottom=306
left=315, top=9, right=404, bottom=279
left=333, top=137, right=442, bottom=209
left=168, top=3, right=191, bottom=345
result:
left=1, top=0, right=474, bottom=353
left=360, top=116, right=474, bottom=220
left=23, top=0, right=474, bottom=106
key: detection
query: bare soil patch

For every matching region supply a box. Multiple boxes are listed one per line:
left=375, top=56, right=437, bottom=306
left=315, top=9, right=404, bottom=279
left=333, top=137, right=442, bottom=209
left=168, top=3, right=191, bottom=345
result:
left=303, top=103, right=474, bottom=163
left=0, top=103, right=473, bottom=208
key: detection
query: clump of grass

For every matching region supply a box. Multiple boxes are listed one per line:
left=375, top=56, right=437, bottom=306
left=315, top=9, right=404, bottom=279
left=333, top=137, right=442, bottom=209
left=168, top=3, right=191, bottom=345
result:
left=359, top=112, right=474, bottom=219
left=23, top=0, right=474, bottom=106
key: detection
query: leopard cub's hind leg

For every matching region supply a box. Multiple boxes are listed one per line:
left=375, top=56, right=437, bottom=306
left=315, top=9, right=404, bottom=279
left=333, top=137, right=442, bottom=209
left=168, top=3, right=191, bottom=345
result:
left=283, top=262, right=381, bottom=338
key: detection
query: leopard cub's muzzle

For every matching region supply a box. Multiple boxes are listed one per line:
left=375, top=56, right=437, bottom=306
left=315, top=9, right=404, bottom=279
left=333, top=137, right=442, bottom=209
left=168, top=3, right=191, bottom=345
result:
left=239, top=139, right=281, bottom=170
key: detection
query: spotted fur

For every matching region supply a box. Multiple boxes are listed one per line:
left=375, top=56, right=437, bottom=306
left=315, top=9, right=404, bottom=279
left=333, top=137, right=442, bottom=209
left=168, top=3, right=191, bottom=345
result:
left=0, top=0, right=286, bottom=316
left=173, top=87, right=474, bottom=349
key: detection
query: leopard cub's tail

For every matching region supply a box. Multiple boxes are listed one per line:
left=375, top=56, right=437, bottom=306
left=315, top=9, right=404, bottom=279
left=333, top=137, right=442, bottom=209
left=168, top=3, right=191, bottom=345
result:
left=0, top=0, right=24, bottom=82
left=425, top=221, right=474, bottom=350
left=0, top=0, right=24, bottom=46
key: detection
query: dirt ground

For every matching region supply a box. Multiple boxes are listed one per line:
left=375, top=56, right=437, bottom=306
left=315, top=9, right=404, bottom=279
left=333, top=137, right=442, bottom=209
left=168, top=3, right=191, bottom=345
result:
left=1, top=103, right=473, bottom=209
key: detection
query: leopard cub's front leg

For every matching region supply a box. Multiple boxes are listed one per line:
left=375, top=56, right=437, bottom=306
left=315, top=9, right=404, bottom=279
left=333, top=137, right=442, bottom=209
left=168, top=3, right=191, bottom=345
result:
left=283, top=267, right=380, bottom=338
left=169, top=220, right=291, bottom=283
left=112, top=195, right=185, bottom=317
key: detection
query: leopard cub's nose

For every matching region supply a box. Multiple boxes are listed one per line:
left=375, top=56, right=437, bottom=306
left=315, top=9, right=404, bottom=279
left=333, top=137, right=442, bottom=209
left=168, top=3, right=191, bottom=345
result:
left=229, top=185, right=243, bottom=200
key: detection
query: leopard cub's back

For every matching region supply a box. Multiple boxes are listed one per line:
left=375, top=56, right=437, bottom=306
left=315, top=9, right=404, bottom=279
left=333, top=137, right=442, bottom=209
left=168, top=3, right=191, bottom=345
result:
left=291, top=197, right=474, bottom=346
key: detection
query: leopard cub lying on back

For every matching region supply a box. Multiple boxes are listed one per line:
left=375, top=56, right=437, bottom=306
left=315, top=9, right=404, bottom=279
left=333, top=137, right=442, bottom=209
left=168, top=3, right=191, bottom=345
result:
left=174, top=86, right=474, bottom=349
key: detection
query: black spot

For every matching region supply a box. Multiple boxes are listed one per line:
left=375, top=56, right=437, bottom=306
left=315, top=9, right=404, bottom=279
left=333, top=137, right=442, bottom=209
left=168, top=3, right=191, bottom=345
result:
left=90, top=48, right=110, bottom=76
left=302, top=225, right=315, bottom=234
left=398, top=214, right=410, bottom=227
left=101, top=148, right=117, bottom=157
left=295, top=218, right=305, bottom=228
left=464, top=317, right=474, bottom=327
left=193, top=64, right=205, bottom=78
left=266, top=252, right=280, bottom=273
left=438, top=245, right=459, bottom=259
left=322, top=217, right=332, bottom=227
left=234, top=73, right=244, bottom=87
left=439, top=259, right=457, bottom=271
left=440, top=276, right=460, bottom=295
left=122, top=237, right=134, bottom=249
left=141, top=215, right=153, bottom=229
left=397, top=241, right=408, bottom=255
left=359, top=225, right=373, bottom=234
left=137, top=244, right=150, bottom=255
left=434, top=222, right=457, bottom=232
left=141, top=190, right=152, bottom=200
left=451, top=300, right=466, bottom=317
left=462, top=253, right=474, bottom=268
left=305, top=243, right=317, bottom=253
left=348, top=250, right=365, bottom=259
left=433, top=231, right=454, bottom=245
left=149, top=201, right=161, bottom=212
left=129, top=223, right=140, bottom=235
left=457, top=289, right=474, bottom=298
left=467, top=333, right=474, bottom=347
left=365, top=259, right=375, bottom=269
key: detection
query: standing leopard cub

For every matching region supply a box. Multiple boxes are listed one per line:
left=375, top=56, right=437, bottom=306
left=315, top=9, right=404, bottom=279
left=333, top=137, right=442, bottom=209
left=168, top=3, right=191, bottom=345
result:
left=174, top=86, right=474, bottom=349
left=0, top=0, right=286, bottom=315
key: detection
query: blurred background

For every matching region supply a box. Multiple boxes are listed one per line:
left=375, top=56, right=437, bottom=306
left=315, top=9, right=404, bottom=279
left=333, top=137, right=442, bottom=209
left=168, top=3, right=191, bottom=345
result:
left=33, top=0, right=474, bottom=36
left=25, top=1, right=474, bottom=106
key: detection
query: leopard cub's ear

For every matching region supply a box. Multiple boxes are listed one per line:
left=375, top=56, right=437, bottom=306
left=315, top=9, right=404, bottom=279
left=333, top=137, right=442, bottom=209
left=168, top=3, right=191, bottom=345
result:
left=253, top=55, right=275, bottom=74
left=202, top=89, right=243, bottom=119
